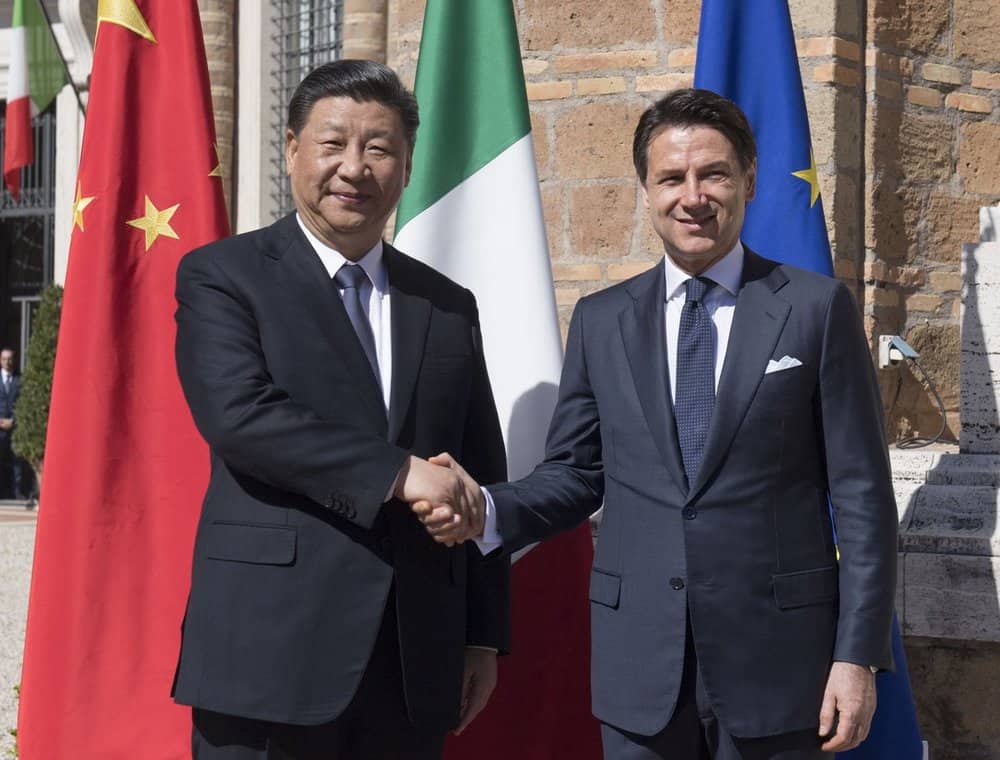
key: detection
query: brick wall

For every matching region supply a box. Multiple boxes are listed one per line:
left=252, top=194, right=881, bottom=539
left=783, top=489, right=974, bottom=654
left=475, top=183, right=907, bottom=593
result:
left=198, top=0, right=235, bottom=219
left=865, top=0, right=1000, bottom=441
left=381, top=0, right=1000, bottom=441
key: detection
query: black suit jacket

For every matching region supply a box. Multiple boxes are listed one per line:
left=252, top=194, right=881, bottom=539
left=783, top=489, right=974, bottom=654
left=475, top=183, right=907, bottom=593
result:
left=0, top=373, right=20, bottom=443
left=488, top=248, right=897, bottom=738
left=171, top=214, right=510, bottom=729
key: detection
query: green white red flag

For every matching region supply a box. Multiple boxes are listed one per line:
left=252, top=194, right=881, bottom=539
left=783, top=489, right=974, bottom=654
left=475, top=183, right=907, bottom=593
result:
left=2, top=0, right=66, bottom=199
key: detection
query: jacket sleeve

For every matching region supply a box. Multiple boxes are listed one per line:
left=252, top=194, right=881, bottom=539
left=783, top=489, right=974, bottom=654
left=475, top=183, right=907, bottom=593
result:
left=174, top=249, right=409, bottom=529
left=459, top=297, right=512, bottom=652
left=488, top=299, right=605, bottom=555
left=818, top=282, right=898, bottom=671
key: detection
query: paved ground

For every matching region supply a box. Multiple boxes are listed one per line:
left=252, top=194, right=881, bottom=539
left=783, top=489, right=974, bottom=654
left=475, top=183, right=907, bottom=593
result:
left=0, top=504, right=37, bottom=757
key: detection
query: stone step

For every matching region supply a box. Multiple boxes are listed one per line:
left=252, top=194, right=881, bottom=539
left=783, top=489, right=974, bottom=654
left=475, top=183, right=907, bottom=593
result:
left=895, top=482, right=1000, bottom=556
left=891, top=449, right=1000, bottom=486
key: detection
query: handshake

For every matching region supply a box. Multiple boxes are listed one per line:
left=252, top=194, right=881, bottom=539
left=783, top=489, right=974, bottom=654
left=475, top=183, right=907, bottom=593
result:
left=393, top=453, right=484, bottom=545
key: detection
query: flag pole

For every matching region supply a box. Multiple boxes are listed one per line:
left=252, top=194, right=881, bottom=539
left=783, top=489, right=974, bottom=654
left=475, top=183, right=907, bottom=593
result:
left=34, top=0, right=87, bottom=116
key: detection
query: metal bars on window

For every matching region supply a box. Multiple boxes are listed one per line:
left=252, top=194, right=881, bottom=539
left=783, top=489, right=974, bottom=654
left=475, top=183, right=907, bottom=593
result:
left=269, top=0, right=343, bottom=218
left=0, top=108, right=57, bottom=215
left=0, top=106, right=56, bottom=294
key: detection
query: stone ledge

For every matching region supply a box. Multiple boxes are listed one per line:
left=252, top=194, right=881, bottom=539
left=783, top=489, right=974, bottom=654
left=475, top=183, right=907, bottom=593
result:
left=893, top=449, right=1000, bottom=642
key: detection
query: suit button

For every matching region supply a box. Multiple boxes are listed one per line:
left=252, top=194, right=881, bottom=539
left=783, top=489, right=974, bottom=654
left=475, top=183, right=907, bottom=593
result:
left=682, top=507, right=697, bottom=520
left=669, top=577, right=685, bottom=590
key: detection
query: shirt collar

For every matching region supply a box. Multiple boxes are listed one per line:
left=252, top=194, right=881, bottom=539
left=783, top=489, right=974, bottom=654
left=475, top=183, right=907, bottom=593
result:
left=295, top=214, right=387, bottom=293
left=664, top=241, right=744, bottom=302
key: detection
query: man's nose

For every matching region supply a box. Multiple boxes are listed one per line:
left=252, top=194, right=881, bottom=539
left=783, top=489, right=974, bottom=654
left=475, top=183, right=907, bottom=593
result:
left=681, top=176, right=706, bottom=206
left=337, top=148, right=368, bottom=180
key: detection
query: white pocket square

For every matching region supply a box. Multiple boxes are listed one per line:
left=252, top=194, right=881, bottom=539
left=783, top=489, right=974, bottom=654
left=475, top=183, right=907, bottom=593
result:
left=765, top=355, right=803, bottom=374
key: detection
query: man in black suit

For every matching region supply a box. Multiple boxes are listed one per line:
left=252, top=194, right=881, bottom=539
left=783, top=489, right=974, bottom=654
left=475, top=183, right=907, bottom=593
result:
left=421, top=90, right=898, bottom=759
left=172, top=60, right=509, bottom=759
left=0, top=347, right=23, bottom=499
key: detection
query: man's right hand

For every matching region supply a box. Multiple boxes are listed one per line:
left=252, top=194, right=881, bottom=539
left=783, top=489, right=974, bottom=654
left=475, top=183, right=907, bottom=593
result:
left=395, top=455, right=482, bottom=545
left=0, top=418, right=12, bottom=431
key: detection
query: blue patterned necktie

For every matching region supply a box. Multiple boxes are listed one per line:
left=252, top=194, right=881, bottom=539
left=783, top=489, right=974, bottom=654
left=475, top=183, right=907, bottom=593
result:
left=334, top=264, right=380, bottom=383
left=675, top=276, right=716, bottom=489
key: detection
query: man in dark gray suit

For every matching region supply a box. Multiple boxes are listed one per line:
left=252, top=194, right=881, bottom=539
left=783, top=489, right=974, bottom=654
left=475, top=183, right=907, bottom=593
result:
left=418, top=90, right=897, bottom=760
left=0, top=347, right=23, bottom=499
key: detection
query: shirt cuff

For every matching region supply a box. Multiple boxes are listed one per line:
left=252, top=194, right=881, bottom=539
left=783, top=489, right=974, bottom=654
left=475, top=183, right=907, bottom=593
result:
left=385, top=464, right=405, bottom=502
left=474, top=486, right=503, bottom=555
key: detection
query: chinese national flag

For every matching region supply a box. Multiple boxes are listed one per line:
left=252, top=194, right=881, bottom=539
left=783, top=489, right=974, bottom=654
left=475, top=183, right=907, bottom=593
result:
left=17, top=1, right=229, bottom=757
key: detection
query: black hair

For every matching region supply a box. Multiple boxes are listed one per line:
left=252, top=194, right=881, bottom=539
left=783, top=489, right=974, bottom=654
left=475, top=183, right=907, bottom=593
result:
left=287, top=59, right=419, bottom=147
left=632, top=88, right=756, bottom=182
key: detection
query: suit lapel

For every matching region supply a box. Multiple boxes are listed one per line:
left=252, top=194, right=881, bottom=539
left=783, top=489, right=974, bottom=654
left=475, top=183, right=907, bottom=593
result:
left=688, top=248, right=790, bottom=499
left=619, top=260, right=688, bottom=495
left=384, top=245, right=431, bottom=443
left=267, top=215, right=387, bottom=428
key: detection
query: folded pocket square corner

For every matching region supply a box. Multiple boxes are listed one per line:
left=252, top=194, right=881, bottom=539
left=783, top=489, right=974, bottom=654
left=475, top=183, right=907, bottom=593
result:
left=765, top=355, right=803, bottom=374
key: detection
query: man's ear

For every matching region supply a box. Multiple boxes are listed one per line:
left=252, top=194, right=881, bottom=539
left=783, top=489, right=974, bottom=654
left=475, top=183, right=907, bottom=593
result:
left=640, top=181, right=651, bottom=209
left=285, top=129, right=298, bottom=177
left=404, top=147, right=414, bottom=187
left=745, top=163, right=757, bottom=202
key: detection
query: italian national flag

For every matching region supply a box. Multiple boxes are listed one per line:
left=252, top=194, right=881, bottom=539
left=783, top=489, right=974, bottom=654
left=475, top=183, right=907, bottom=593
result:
left=395, top=2, right=601, bottom=757
left=3, top=0, right=67, bottom=199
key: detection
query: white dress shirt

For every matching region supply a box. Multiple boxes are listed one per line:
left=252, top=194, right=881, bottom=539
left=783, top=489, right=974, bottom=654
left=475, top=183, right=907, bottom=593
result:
left=663, top=242, right=743, bottom=401
left=296, top=215, right=392, bottom=411
left=476, top=242, right=746, bottom=553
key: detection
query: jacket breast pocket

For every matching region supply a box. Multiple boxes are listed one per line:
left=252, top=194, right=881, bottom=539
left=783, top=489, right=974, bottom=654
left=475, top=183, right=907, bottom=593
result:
left=772, top=565, right=838, bottom=610
left=590, top=568, right=622, bottom=609
left=203, top=521, right=297, bottom=566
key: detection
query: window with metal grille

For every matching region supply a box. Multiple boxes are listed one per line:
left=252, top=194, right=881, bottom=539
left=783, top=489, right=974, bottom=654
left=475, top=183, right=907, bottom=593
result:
left=0, top=104, right=56, bottom=358
left=269, top=0, right=343, bottom=218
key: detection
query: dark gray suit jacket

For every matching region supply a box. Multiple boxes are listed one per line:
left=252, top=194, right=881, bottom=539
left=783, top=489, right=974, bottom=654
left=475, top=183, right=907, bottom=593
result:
left=171, top=214, right=510, bottom=730
left=0, top=373, right=20, bottom=444
left=489, top=248, right=897, bottom=738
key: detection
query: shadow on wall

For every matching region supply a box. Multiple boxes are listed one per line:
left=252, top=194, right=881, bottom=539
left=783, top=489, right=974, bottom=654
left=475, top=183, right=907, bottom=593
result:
left=505, top=382, right=559, bottom=482
left=897, top=244, right=1000, bottom=760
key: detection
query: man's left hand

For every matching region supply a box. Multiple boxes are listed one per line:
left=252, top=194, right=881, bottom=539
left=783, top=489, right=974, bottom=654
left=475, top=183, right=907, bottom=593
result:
left=0, top=418, right=12, bottom=431
left=454, top=647, right=498, bottom=735
left=818, top=661, right=877, bottom=752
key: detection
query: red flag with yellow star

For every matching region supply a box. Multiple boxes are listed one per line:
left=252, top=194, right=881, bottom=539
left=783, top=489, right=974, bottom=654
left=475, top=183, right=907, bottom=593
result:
left=17, top=1, right=228, bottom=756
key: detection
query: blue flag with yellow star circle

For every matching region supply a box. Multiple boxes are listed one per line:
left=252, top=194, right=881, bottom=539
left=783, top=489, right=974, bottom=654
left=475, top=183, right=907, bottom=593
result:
left=694, top=0, right=832, bottom=275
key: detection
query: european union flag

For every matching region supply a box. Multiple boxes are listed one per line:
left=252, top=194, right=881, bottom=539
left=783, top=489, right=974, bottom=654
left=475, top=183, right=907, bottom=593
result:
left=695, top=2, right=924, bottom=759
left=694, top=0, right=832, bottom=275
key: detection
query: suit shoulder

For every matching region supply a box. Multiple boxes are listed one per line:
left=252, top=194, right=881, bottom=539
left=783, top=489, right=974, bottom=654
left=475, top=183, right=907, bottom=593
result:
left=576, top=262, right=660, bottom=313
left=180, top=225, right=272, bottom=271
left=385, top=245, right=476, bottom=311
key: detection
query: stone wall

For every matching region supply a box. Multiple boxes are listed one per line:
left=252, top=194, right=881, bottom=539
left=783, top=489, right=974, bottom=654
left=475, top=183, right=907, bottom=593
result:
left=383, top=1, right=1000, bottom=443
left=198, top=0, right=235, bottom=221
left=866, top=0, right=1000, bottom=443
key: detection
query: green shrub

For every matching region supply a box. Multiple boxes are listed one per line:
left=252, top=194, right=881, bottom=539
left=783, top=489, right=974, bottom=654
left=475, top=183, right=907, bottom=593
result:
left=6, top=684, right=18, bottom=758
left=12, top=285, right=62, bottom=470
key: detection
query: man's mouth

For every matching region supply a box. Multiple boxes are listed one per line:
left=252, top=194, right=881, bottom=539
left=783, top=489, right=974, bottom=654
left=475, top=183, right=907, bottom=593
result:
left=330, top=191, right=370, bottom=205
left=676, top=214, right=716, bottom=229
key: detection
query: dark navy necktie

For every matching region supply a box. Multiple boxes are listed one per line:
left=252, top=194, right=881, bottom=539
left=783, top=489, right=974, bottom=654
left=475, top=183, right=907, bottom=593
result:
left=675, top=276, right=716, bottom=489
left=334, top=264, right=380, bottom=383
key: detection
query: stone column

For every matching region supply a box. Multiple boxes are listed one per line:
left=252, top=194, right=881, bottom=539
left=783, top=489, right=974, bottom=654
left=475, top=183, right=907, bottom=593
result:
left=198, top=0, right=235, bottom=220
left=892, top=205, right=1000, bottom=759
left=343, top=0, right=387, bottom=63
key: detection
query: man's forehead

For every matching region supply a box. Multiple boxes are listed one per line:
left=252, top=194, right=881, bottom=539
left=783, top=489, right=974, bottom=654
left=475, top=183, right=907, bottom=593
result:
left=650, top=124, right=737, bottom=151
left=305, top=98, right=400, bottom=128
